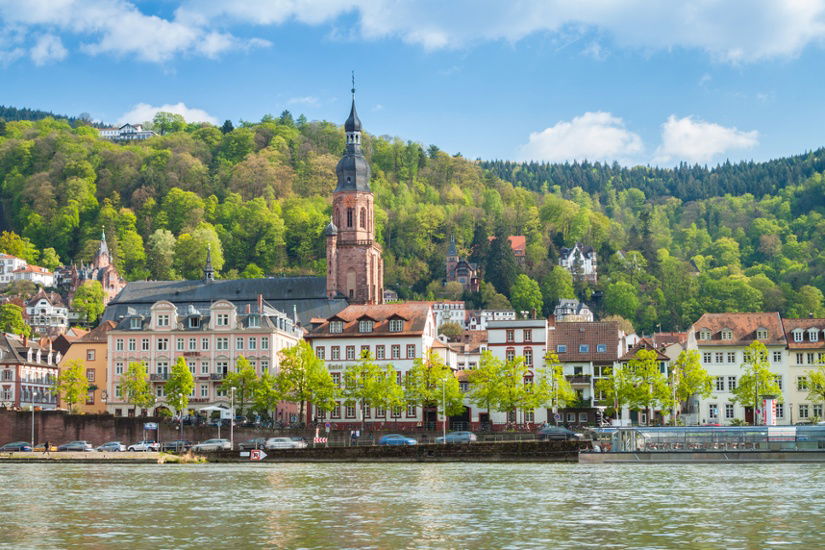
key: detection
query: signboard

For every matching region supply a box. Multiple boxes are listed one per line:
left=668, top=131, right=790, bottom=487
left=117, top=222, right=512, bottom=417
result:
left=250, top=449, right=267, bottom=461
left=239, top=451, right=250, bottom=457
left=553, top=413, right=561, bottom=422
left=325, top=422, right=331, bottom=433
left=763, top=398, right=777, bottom=426
left=144, top=422, right=158, bottom=430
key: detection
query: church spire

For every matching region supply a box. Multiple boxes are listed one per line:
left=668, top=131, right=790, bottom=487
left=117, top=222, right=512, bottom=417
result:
left=98, top=226, right=110, bottom=257
left=336, top=75, right=370, bottom=193
left=203, top=245, right=215, bottom=282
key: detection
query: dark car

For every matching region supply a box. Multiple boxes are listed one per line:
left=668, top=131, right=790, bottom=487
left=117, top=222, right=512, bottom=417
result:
left=238, top=437, right=267, bottom=451
left=160, top=440, right=193, bottom=452
left=57, top=441, right=95, bottom=452
left=537, top=426, right=581, bottom=441
left=0, top=441, right=33, bottom=452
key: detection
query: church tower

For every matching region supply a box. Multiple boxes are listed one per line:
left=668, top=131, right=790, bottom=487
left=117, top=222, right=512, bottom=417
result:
left=326, top=83, right=384, bottom=304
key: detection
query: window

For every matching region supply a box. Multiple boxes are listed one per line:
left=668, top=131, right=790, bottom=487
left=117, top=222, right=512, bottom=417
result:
left=389, top=319, right=403, bottom=333
left=809, top=329, right=820, bottom=342
left=157, top=314, right=169, bottom=327
left=721, top=329, right=732, bottom=340
left=86, top=368, right=95, bottom=382
left=578, top=412, right=587, bottom=423
left=506, top=348, right=515, bottom=362
left=86, top=349, right=95, bottom=361
left=715, top=377, right=725, bottom=391
left=331, top=346, right=340, bottom=360
left=798, top=376, right=809, bottom=391
left=248, top=338, right=256, bottom=350
left=248, top=315, right=259, bottom=328
left=776, top=403, right=784, bottom=418
left=727, top=352, right=736, bottom=363
left=200, top=362, right=209, bottom=375
left=346, top=208, right=353, bottom=227
left=114, top=385, right=122, bottom=398
left=157, top=338, right=168, bottom=351
left=506, top=329, right=515, bottom=343
left=579, top=344, right=589, bottom=353
left=523, top=330, right=532, bottom=343
left=391, top=406, right=402, bottom=418
left=557, top=345, right=567, bottom=353
left=360, top=207, right=366, bottom=229
left=715, top=352, right=724, bottom=364
left=359, top=320, right=374, bottom=333
left=316, top=347, right=325, bottom=360
left=176, top=338, right=184, bottom=351
left=799, top=404, right=809, bottom=419
left=189, top=317, right=200, bottom=329
left=524, top=348, right=533, bottom=367
left=775, top=376, right=783, bottom=390
left=115, top=362, right=124, bottom=375
left=772, top=351, right=782, bottom=363
left=363, top=405, right=371, bottom=419
left=794, top=330, right=804, bottom=343
left=374, top=407, right=385, bottom=418
left=376, top=345, right=385, bottom=360
left=727, top=376, right=737, bottom=391
left=115, top=339, right=124, bottom=351
left=725, top=404, right=735, bottom=419
left=699, top=329, right=711, bottom=340
left=796, top=352, right=804, bottom=365
left=756, top=329, right=768, bottom=340
left=187, top=361, right=195, bottom=375
left=331, top=373, right=341, bottom=387
left=216, top=313, right=229, bottom=327
left=331, top=403, right=341, bottom=419
left=330, top=321, right=344, bottom=334
left=808, top=353, right=815, bottom=365
left=346, top=346, right=356, bottom=360
left=130, top=318, right=141, bottom=329
left=200, top=385, right=208, bottom=398
left=406, top=344, right=416, bottom=359
left=156, top=386, right=165, bottom=398
left=345, top=405, right=356, bottom=418
left=128, top=338, right=136, bottom=351
left=236, top=337, right=244, bottom=350
left=202, top=337, right=209, bottom=350
left=566, top=412, right=575, bottom=423
left=391, top=345, right=401, bottom=359
left=702, top=352, right=711, bottom=364
left=360, top=345, right=370, bottom=357
left=187, top=338, right=195, bottom=351
left=814, top=404, right=823, bottom=418
left=596, top=344, right=607, bottom=353
left=406, top=404, right=416, bottom=417
left=708, top=404, right=718, bottom=419
left=217, top=337, right=228, bottom=350
left=141, top=338, right=149, bottom=351
left=261, top=337, right=269, bottom=350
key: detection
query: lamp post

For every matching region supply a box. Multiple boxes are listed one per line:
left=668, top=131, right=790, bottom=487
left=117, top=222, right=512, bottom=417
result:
left=441, top=380, right=447, bottom=443
left=230, top=387, right=236, bottom=450
left=31, top=390, right=38, bottom=447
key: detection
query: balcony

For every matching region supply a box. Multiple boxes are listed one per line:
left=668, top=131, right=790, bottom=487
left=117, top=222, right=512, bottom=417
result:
left=150, top=373, right=169, bottom=381
left=210, top=373, right=227, bottom=381
left=566, top=375, right=592, bottom=385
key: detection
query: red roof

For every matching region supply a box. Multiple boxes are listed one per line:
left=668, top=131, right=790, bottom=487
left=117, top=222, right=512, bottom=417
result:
left=308, top=303, right=432, bottom=339
left=782, top=317, right=825, bottom=349
left=487, top=235, right=526, bottom=256
left=693, top=312, right=785, bottom=346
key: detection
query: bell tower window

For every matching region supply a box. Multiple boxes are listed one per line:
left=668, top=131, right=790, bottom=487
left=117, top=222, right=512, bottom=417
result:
left=360, top=208, right=366, bottom=229
left=347, top=208, right=353, bottom=227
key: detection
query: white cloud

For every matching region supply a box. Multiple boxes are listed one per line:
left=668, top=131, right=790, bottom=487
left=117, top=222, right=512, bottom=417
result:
left=287, top=96, right=319, bottom=106
left=519, top=111, right=643, bottom=162
left=117, top=102, right=218, bottom=125
left=654, top=115, right=758, bottom=164
left=30, top=33, right=67, bottom=65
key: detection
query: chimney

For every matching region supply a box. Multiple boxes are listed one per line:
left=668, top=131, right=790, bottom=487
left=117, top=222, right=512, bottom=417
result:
left=257, top=294, right=263, bottom=314
left=23, top=335, right=27, bottom=347
left=245, top=304, right=251, bottom=314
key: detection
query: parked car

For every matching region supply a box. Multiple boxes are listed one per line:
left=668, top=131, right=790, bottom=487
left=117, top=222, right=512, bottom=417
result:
left=290, top=437, right=309, bottom=448
left=434, top=431, right=477, bottom=444
left=96, top=441, right=126, bottom=452
left=127, top=440, right=160, bottom=452
left=378, top=434, right=418, bottom=446
left=159, top=440, right=193, bottom=452
left=265, top=437, right=306, bottom=449
left=57, top=441, right=95, bottom=452
left=238, top=437, right=268, bottom=451
left=537, top=426, right=581, bottom=441
left=0, top=441, right=33, bottom=452
left=191, top=439, right=231, bottom=452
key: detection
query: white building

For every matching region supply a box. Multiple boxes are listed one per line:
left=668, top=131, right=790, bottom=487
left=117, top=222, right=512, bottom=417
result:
left=307, top=302, right=437, bottom=427
left=99, top=123, right=156, bottom=142
left=0, top=254, right=54, bottom=287
left=688, top=312, right=789, bottom=425
left=431, top=300, right=465, bottom=328
left=554, top=299, right=594, bottom=322
left=0, top=254, right=27, bottom=280
left=559, top=243, right=598, bottom=283
left=465, top=310, right=517, bottom=331
left=781, top=318, right=825, bottom=423
left=25, top=290, right=69, bottom=335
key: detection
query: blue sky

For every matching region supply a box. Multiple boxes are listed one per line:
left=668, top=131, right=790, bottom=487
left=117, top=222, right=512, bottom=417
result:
left=1, top=1, right=824, bottom=166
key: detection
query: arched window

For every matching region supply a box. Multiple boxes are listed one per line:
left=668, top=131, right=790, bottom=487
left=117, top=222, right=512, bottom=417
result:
left=334, top=208, right=339, bottom=227
left=347, top=208, right=353, bottom=228
left=506, top=347, right=515, bottom=362
left=360, top=207, right=366, bottom=229
left=524, top=348, right=533, bottom=367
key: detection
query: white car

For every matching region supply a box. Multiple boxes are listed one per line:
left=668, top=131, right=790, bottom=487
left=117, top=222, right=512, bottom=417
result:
left=265, top=437, right=307, bottom=450
left=191, top=439, right=231, bottom=452
left=127, top=440, right=159, bottom=452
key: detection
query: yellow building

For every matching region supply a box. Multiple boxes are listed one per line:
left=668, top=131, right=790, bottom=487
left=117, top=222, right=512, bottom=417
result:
left=58, top=321, right=116, bottom=414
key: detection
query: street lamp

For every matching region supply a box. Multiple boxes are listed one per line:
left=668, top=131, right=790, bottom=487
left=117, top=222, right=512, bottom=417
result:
left=31, top=390, right=38, bottom=448
left=441, top=380, right=447, bottom=444
left=230, top=387, right=236, bottom=450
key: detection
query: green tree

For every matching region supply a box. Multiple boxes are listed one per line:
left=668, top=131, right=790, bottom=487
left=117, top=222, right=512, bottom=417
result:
left=595, top=365, right=633, bottom=421
left=0, top=231, right=39, bottom=263
left=72, top=280, right=105, bottom=324
left=165, top=357, right=195, bottom=437
left=668, top=350, right=714, bottom=425
left=405, top=351, right=464, bottom=423
left=540, top=266, right=575, bottom=316
left=147, top=229, right=177, bottom=280
left=730, top=341, right=782, bottom=424
left=497, top=356, right=532, bottom=423
left=510, top=274, right=543, bottom=317
left=438, top=321, right=463, bottom=341
left=56, top=360, right=89, bottom=413
left=276, top=341, right=336, bottom=425
left=806, top=360, right=825, bottom=411
left=604, top=281, right=640, bottom=320
left=535, top=352, right=577, bottom=418
left=120, top=361, right=155, bottom=417
left=39, top=248, right=61, bottom=270
left=221, top=355, right=259, bottom=416
left=342, top=351, right=405, bottom=429
left=467, top=350, right=505, bottom=418
left=625, top=349, right=669, bottom=425
left=0, top=303, right=31, bottom=337
left=174, top=222, right=224, bottom=280
left=253, top=371, right=282, bottom=420
left=486, top=229, right=519, bottom=296
left=153, top=111, right=186, bottom=135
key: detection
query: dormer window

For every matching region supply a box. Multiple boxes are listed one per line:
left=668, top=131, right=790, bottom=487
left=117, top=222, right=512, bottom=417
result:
left=389, top=319, right=403, bottom=333
left=720, top=329, right=733, bottom=340
left=130, top=318, right=141, bottom=330
left=157, top=314, right=170, bottom=327
left=216, top=313, right=229, bottom=327
left=793, top=330, right=804, bottom=342
left=756, top=328, right=768, bottom=341
left=699, top=329, right=711, bottom=340
left=808, top=329, right=819, bottom=342
left=330, top=321, right=344, bottom=334
left=248, top=315, right=260, bottom=328
left=188, top=317, right=200, bottom=329
left=359, top=320, right=374, bottom=333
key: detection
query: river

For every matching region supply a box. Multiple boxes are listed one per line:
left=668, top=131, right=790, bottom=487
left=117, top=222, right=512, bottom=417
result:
left=0, top=462, right=821, bottom=549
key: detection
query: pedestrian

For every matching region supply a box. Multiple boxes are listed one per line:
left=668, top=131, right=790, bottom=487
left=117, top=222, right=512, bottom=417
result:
left=43, top=440, right=50, bottom=455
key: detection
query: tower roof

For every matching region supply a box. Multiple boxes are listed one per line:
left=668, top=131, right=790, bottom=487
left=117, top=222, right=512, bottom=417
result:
left=335, top=88, right=370, bottom=193
left=324, top=219, right=338, bottom=236
left=203, top=245, right=215, bottom=282
left=344, top=99, right=362, bottom=132
left=98, top=227, right=109, bottom=257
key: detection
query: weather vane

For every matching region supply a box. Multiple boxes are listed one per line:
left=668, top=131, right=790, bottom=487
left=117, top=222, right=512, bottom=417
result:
left=351, top=70, right=355, bottom=98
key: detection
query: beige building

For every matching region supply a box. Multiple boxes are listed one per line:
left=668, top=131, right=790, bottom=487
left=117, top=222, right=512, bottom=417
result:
left=58, top=321, right=116, bottom=414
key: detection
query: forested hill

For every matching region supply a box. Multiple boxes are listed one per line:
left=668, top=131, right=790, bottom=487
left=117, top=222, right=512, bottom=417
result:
left=1, top=109, right=825, bottom=335
left=0, top=105, right=101, bottom=127
left=481, top=150, right=825, bottom=201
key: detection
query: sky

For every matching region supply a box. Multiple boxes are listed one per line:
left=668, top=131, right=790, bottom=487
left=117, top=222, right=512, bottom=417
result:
left=1, top=0, right=824, bottom=167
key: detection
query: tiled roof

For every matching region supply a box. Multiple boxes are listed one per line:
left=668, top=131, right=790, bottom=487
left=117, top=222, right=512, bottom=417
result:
left=487, top=235, right=527, bottom=256
left=653, top=332, right=687, bottom=346
left=781, top=317, right=825, bottom=349
left=549, top=322, right=620, bottom=362
left=309, top=302, right=432, bottom=338
left=692, top=312, right=785, bottom=346
left=455, top=330, right=488, bottom=353
left=79, top=320, right=117, bottom=343
left=620, top=337, right=670, bottom=361
left=25, top=289, right=65, bottom=307
left=12, top=265, right=51, bottom=274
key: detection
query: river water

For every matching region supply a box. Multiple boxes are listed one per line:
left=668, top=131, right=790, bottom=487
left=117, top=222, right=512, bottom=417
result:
left=0, top=462, right=822, bottom=549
